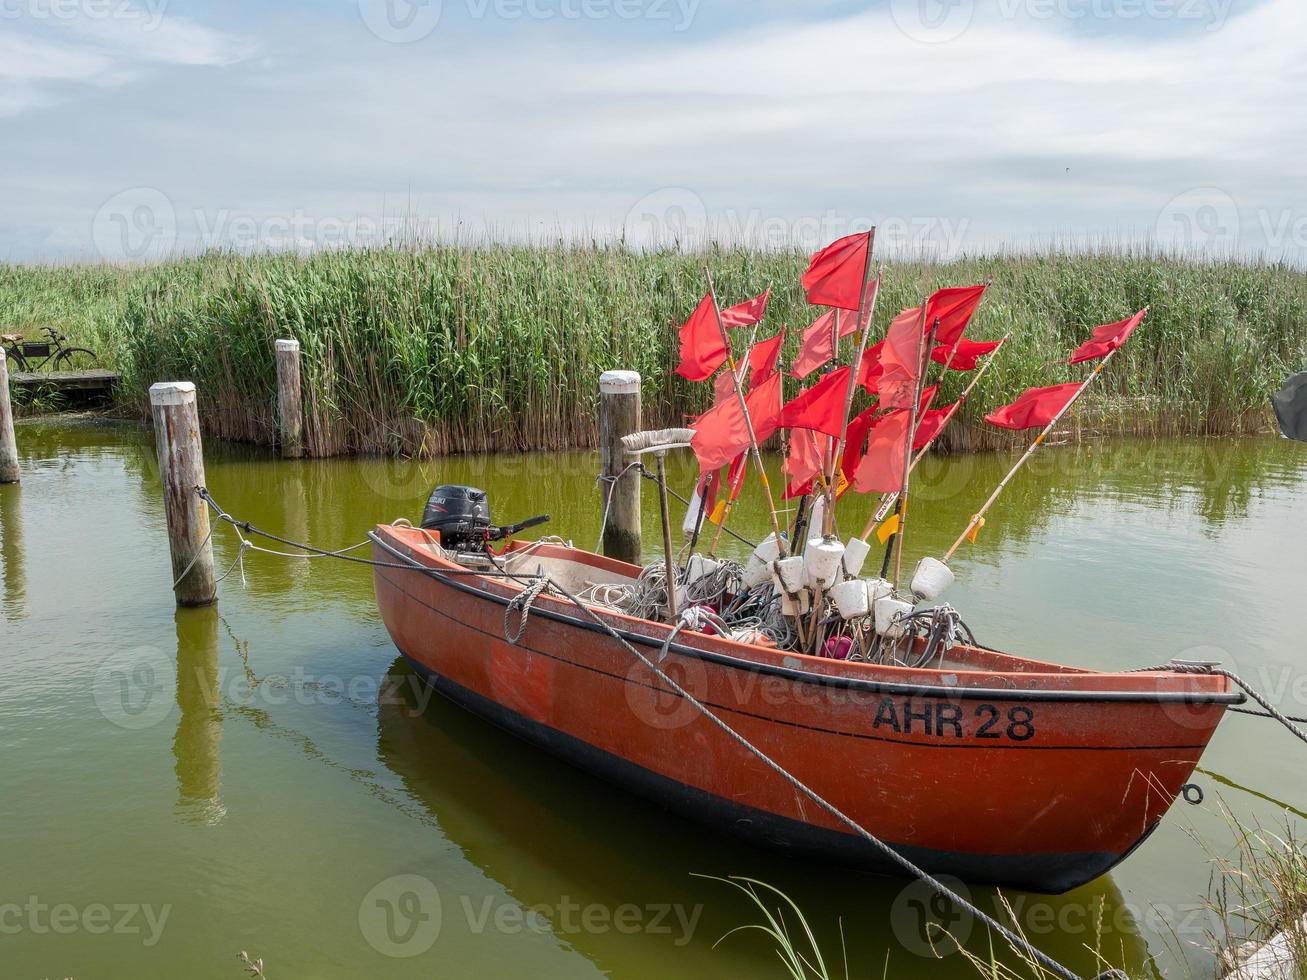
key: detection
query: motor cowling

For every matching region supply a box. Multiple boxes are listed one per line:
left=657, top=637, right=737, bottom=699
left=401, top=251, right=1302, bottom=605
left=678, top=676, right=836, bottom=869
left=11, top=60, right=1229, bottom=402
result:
left=421, top=485, right=492, bottom=551
left=420, top=485, right=552, bottom=552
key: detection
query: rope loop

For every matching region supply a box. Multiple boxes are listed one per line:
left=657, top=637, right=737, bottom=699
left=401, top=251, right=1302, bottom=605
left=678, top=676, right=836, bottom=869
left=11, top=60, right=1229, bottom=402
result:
left=504, top=575, right=549, bottom=646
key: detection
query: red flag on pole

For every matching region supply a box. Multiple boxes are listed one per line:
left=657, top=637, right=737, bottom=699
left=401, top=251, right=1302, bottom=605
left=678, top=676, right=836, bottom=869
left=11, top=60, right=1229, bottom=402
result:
left=712, top=366, right=738, bottom=406
left=748, top=329, right=785, bottom=390
left=792, top=310, right=858, bottom=379
left=875, top=307, right=925, bottom=409
left=932, top=338, right=1002, bottom=371
left=913, top=401, right=956, bottom=450
left=851, top=410, right=911, bottom=494
left=782, top=429, right=826, bottom=498
left=923, top=284, right=988, bottom=346
left=691, top=371, right=782, bottom=474
left=801, top=233, right=871, bottom=310
left=841, top=405, right=879, bottom=480
left=674, top=294, right=726, bottom=382
left=856, top=340, right=885, bottom=391
left=777, top=367, right=851, bottom=438
left=1068, top=308, right=1147, bottom=365
left=721, top=288, right=773, bottom=330
left=984, top=383, right=1082, bottom=430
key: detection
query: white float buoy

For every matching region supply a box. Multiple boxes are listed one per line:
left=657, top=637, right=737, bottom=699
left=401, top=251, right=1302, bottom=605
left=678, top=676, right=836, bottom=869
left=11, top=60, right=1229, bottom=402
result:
left=773, top=555, right=807, bottom=595
left=742, top=533, right=784, bottom=588
left=804, top=537, right=845, bottom=590
left=842, top=537, right=872, bottom=579
left=874, top=595, right=915, bottom=638
left=910, top=557, right=954, bottom=602
left=831, top=579, right=871, bottom=619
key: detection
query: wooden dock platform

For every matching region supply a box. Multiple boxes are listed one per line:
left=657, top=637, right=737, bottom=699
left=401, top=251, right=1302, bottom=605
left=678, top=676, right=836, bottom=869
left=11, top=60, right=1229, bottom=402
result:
left=12, top=369, right=119, bottom=401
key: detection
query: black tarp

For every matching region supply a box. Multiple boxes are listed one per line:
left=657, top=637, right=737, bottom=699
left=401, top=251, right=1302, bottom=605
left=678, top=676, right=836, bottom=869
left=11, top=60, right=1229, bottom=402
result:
left=1271, top=371, right=1307, bottom=443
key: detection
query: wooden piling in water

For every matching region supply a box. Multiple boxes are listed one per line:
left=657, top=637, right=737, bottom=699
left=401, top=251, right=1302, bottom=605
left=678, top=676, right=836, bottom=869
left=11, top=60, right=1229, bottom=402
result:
left=0, top=348, right=19, bottom=485
left=275, top=338, right=304, bottom=460
left=150, top=382, right=217, bottom=607
left=599, top=370, right=641, bottom=564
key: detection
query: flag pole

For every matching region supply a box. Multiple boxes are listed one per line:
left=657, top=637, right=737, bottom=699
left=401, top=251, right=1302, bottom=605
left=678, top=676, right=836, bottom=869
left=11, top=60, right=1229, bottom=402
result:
left=942, top=332, right=1135, bottom=562
left=861, top=335, right=1010, bottom=540
left=890, top=313, right=937, bottom=588
left=824, top=232, right=879, bottom=537
left=704, top=268, right=788, bottom=558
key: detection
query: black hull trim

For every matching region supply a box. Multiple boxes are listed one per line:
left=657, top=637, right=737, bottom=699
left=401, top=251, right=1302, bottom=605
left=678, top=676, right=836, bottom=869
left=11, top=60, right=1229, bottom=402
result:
left=400, top=652, right=1141, bottom=894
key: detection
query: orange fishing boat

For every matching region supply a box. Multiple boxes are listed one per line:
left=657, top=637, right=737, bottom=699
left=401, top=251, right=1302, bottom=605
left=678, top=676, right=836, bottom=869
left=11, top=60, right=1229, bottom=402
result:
left=371, top=522, right=1241, bottom=894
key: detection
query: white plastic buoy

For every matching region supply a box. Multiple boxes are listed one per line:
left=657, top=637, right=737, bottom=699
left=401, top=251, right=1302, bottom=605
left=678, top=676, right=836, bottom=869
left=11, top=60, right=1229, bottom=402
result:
left=911, top=557, right=954, bottom=602
left=831, top=579, right=871, bottom=619
left=742, top=533, right=784, bottom=588
left=807, top=495, right=827, bottom=539
left=685, top=554, right=721, bottom=586
left=773, top=556, right=807, bottom=595
left=804, top=537, right=845, bottom=590
left=866, top=578, right=894, bottom=605
left=842, top=537, right=871, bottom=579
left=875, top=595, right=914, bottom=638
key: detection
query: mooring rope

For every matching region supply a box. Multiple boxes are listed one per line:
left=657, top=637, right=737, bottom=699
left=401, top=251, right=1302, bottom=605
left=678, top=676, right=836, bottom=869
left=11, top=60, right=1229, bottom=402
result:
left=594, top=461, right=643, bottom=552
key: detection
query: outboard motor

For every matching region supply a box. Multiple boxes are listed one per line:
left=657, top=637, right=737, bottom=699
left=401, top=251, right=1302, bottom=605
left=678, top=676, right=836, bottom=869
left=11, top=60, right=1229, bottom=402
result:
left=420, top=485, right=550, bottom=552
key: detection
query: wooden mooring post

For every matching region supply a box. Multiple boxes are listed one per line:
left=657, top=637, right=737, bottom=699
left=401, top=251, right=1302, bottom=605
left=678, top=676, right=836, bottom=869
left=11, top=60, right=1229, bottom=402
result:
left=0, top=348, right=19, bottom=485
left=150, top=382, right=217, bottom=607
left=599, top=370, right=641, bottom=564
left=275, top=338, right=304, bottom=459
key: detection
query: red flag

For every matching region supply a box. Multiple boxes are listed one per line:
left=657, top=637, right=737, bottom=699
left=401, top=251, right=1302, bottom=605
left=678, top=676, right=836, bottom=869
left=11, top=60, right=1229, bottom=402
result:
left=674, top=294, right=726, bottom=382
left=876, top=307, right=926, bottom=408
left=1068, top=308, right=1147, bottom=365
left=748, top=329, right=785, bottom=390
left=985, top=383, right=1082, bottom=431
left=856, top=340, right=885, bottom=390
left=923, top=284, right=988, bottom=346
left=777, top=367, right=851, bottom=438
left=691, top=371, right=782, bottom=474
left=913, top=401, right=957, bottom=450
left=851, top=410, right=910, bottom=494
left=802, top=232, right=871, bottom=310
left=841, top=405, right=879, bottom=479
left=792, top=309, right=859, bottom=379
left=932, top=338, right=1002, bottom=371
left=783, top=429, right=826, bottom=498
left=713, top=367, right=738, bottom=406
left=721, top=288, right=772, bottom=330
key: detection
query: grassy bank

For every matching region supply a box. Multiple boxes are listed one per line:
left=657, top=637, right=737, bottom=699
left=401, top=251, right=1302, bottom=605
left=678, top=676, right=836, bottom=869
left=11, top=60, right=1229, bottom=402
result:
left=4, top=247, right=1305, bottom=455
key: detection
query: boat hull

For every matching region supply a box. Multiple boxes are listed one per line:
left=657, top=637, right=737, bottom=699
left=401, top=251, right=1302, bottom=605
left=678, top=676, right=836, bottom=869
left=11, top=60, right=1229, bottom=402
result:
left=371, top=527, right=1238, bottom=893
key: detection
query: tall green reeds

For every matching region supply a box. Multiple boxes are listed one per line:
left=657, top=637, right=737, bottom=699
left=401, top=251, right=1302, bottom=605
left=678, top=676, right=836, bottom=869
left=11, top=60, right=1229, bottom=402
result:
left=4, top=246, right=1305, bottom=456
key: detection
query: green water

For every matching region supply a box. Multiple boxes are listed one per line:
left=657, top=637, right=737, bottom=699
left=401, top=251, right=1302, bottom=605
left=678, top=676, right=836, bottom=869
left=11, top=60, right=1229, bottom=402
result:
left=2, top=419, right=1306, bottom=980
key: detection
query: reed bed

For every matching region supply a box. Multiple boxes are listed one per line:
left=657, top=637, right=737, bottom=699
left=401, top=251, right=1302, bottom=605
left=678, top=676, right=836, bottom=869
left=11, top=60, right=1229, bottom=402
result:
left=4, top=246, right=1304, bottom=456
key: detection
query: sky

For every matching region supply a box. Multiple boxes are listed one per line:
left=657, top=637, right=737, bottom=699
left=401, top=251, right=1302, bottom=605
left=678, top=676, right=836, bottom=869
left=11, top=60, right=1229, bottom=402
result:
left=1, top=0, right=1303, bottom=264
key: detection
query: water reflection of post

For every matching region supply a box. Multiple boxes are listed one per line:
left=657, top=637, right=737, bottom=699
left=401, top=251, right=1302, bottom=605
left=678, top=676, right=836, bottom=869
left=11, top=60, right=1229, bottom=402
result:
left=173, top=605, right=225, bottom=824
left=283, top=461, right=310, bottom=589
left=0, top=483, right=26, bottom=620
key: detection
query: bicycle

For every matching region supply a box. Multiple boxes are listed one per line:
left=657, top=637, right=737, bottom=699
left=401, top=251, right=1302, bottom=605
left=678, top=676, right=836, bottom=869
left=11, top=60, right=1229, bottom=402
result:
left=1, top=327, right=99, bottom=372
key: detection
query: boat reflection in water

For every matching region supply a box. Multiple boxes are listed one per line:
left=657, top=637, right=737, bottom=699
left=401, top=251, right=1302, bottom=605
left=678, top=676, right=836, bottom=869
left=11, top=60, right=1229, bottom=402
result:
left=374, top=658, right=1163, bottom=979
